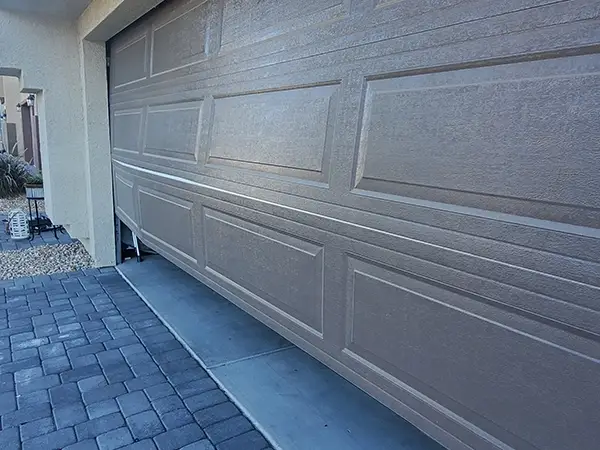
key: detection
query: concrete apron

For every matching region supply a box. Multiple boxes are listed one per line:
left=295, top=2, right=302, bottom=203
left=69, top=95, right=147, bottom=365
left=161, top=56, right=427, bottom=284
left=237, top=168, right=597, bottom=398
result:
left=117, top=255, right=444, bottom=450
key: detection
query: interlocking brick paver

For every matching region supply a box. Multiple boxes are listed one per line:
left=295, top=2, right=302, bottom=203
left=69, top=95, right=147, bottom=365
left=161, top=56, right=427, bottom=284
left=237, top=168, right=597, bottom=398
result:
left=50, top=382, right=81, bottom=406
left=160, top=408, right=194, bottom=430
left=75, top=411, right=125, bottom=440
left=2, top=401, right=52, bottom=427
left=0, top=271, right=270, bottom=450
left=96, top=349, right=125, bottom=368
left=103, top=335, right=140, bottom=350
left=131, top=360, right=161, bottom=376
left=17, top=389, right=50, bottom=408
left=64, top=439, right=100, bottom=450
left=182, top=440, right=215, bottom=450
left=78, top=375, right=107, bottom=392
left=68, top=343, right=104, bottom=359
left=124, top=373, right=166, bottom=391
left=14, top=366, right=43, bottom=383
left=184, top=390, right=228, bottom=413
left=154, top=423, right=206, bottom=450
left=117, top=390, right=150, bottom=417
left=145, top=383, right=176, bottom=401
left=54, top=402, right=88, bottom=428
left=43, top=355, right=71, bottom=374
left=20, top=416, right=55, bottom=440
left=39, top=342, right=66, bottom=359
left=108, top=327, right=133, bottom=338
left=65, top=337, right=90, bottom=349
left=16, top=373, right=60, bottom=394
left=87, top=399, right=120, bottom=419
left=193, top=402, right=240, bottom=428
left=121, top=439, right=158, bottom=450
left=204, top=415, right=253, bottom=444
left=82, top=382, right=127, bottom=405
left=0, top=426, right=20, bottom=450
left=61, top=363, right=103, bottom=383
left=103, top=363, right=135, bottom=383
left=13, top=347, right=38, bottom=361
left=168, top=367, right=209, bottom=385
left=175, top=378, right=218, bottom=398
left=0, top=390, right=16, bottom=414
left=72, top=354, right=98, bottom=368
left=126, top=409, right=165, bottom=439
left=153, top=394, right=185, bottom=415
left=0, top=373, right=15, bottom=393
left=96, top=427, right=133, bottom=450
left=215, top=430, right=268, bottom=450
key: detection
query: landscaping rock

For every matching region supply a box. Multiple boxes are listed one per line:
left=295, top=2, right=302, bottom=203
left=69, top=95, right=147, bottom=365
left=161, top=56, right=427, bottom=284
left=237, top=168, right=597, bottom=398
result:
left=0, top=242, right=93, bottom=280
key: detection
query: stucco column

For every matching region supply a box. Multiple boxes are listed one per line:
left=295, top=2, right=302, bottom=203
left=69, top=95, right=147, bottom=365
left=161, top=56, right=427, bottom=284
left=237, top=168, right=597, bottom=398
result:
left=79, top=39, right=116, bottom=267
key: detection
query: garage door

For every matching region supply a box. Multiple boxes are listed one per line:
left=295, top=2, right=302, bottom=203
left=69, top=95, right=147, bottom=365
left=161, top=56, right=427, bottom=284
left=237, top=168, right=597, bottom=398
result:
left=108, top=1, right=600, bottom=449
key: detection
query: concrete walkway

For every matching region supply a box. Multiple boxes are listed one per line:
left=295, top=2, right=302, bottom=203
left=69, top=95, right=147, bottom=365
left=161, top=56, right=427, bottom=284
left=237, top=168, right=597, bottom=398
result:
left=0, top=268, right=272, bottom=450
left=118, top=255, right=445, bottom=450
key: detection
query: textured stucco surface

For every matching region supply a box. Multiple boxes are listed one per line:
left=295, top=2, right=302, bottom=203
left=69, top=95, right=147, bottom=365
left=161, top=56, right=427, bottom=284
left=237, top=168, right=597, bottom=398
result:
left=0, top=11, right=115, bottom=266
left=79, top=40, right=116, bottom=268
left=79, top=0, right=163, bottom=41
left=0, top=12, right=88, bottom=236
left=0, top=0, right=93, bottom=20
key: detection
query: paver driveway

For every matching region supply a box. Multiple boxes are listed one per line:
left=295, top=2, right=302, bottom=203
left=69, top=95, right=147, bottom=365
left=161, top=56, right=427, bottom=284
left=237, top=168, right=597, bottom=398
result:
left=0, top=268, right=272, bottom=450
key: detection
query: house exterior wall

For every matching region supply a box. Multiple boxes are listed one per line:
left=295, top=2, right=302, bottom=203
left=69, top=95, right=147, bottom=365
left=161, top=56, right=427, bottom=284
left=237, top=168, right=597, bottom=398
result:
left=0, top=12, right=93, bottom=253
left=0, top=76, right=24, bottom=155
left=0, top=1, right=162, bottom=266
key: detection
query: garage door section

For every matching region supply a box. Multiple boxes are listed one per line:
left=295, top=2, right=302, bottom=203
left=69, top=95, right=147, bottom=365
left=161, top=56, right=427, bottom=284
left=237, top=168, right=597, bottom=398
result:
left=108, top=1, right=600, bottom=449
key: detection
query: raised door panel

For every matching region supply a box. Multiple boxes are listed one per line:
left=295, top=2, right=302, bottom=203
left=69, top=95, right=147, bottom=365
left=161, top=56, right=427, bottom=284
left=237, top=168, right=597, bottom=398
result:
left=204, top=208, right=324, bottom=335
left=208, top=84, right=339, bottom=183
left=345, top=256, right=599, bottom=450
left=354, top=55, right=600, bottom=224
left=151, top=0, right=211, bottom=75
left=144, top=101, right=203, bottom=162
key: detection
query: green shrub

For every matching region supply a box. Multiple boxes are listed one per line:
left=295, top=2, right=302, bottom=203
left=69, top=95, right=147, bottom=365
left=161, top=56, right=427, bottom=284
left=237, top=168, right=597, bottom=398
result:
left=26, top=172, right=43, bottom=185
left=0, top=154, right=30, bottom=198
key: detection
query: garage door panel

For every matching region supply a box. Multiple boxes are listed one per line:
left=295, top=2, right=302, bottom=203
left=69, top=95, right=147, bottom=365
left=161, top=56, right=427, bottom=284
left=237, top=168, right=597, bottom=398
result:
left=112, top=34, right=148, bottom=88
left=119, top=155, right=600, bottom=272
left=207, top=83, right=339, bottom=183
left=220, top=0, right=348, bottom=52
left=115, top=146, right=600, bottom=267
left=117, top=164, right=600, bottom=340
left=112, top=109, right=143, bottom=154
left=114, top=172, right=137, bottom=226
left=344, top=256, right=600, bottom=450
left=115, top=159, right=600, bottom=334
left=203, top=207, right=325, bottom=336
left=144, top=100, right=203, bottom=162
left=109, top=0, right=596, bottom=101
left=355, top=57, right=600, bottom=210
left=342, top=237, right=600, bottom=342
left=138, top=187, right=197, bottom=264
left=150, top=0, right=210, bottom=76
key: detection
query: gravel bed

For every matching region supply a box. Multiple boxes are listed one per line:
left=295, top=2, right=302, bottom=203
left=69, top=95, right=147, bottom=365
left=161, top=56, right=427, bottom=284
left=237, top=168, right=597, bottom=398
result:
left=0, top=195, right=45, bottom=214
left=0, top=241, right=93, bottom=280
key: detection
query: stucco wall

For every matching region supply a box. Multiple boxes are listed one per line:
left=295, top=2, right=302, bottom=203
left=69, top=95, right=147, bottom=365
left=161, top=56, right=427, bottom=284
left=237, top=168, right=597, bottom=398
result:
left=79, top=0, right=163, bottom=41
left=0, top=0, right=163, bottom=266
left=0, top=12, right=109, bottom=264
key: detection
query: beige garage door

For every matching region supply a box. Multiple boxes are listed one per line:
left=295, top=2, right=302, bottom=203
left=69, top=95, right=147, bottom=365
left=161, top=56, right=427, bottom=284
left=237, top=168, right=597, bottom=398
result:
left=109, top=1, right=600, bottom=449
